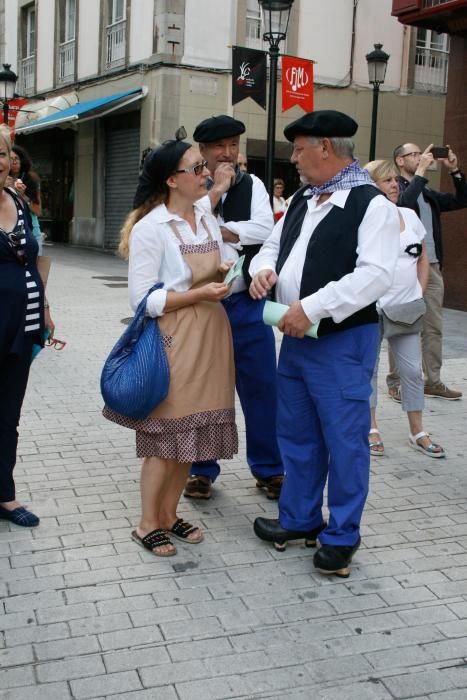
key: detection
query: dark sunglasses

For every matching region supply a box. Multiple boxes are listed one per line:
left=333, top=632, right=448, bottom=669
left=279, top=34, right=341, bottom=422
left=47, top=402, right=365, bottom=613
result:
left=175, top=160, right=208, bottom=176
left=1, top=224, right=28, bottom=265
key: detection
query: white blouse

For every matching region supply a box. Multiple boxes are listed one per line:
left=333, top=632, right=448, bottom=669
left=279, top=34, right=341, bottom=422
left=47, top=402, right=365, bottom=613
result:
left=128, top=203, right=227, bottom=318
left=378, top=207, right=426, bottom=309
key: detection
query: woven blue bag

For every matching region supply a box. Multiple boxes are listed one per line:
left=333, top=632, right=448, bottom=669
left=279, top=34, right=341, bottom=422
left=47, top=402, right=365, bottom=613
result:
left=100, top=282, right=170, bottom=419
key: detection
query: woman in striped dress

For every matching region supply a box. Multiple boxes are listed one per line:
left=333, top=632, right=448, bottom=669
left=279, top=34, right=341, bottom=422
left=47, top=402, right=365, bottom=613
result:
left=0, top=128, right=55, bottom=527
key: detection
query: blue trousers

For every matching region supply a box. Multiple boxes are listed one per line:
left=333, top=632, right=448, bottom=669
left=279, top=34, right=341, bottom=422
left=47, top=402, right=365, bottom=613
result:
left=277, top=324, right=378, bottom=546
left=191, top=291, right=283, bottom=482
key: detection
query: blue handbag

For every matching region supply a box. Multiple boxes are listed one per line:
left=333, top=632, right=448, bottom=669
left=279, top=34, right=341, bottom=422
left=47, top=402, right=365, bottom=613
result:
left=100, top=282, right=170, bottom=419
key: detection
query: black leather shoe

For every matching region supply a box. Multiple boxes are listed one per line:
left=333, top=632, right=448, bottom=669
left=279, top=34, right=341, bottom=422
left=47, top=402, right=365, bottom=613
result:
left=313, top=538, right=361, bottom=578
left=254, top=517, right=326, bottom=551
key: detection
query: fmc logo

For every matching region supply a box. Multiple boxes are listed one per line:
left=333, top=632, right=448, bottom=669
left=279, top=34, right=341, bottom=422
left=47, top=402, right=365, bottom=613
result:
left=285, top=65, right=310, bottom=93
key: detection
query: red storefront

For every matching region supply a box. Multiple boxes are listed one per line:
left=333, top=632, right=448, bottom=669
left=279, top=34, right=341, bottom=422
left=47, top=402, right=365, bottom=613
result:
left=393, top=0, right=467, bottom=310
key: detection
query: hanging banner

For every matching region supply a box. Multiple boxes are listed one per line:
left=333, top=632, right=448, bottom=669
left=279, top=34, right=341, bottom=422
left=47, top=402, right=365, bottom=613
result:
left=0, top=98, right=29, bottom=137
left=282, top=56, right=314, bottom=113
left=232, top=46, right=267, bottom=110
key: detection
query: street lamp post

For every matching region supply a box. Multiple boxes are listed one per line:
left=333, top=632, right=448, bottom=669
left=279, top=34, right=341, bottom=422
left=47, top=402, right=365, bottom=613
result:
left=366, top=44, right=390, bottom=162
left=258, top=0, right=294, bottom=201
left=0, top=63, right=18, bottom=128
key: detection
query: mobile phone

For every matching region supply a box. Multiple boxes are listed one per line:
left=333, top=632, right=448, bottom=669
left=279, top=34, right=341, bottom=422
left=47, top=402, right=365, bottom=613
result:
left=430, top=146, right=449, bottom=159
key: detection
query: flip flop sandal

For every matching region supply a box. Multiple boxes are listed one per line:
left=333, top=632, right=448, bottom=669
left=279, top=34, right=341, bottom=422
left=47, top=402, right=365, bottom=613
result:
left=170, top=518, right=204, bottom=544
left=131, top=528, right=177, bottom=557
left=408, top=431, right=446, bottom=459
left=369, top=428, right=385, bottom=456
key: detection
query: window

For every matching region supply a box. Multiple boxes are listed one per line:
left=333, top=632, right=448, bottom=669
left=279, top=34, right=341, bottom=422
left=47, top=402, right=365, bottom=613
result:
left=414, top=28, right=449, bottom=93
left=58, top=0, right=76, bottom=83
left=105, top=0, right=126, bottom=69
left=245, top=0, right=288, bottom=52
left=20, top=4, right=36, bottom=95
left=24, top=4, right=36, bottom=57
left=109, top=0, right=125, bottom=25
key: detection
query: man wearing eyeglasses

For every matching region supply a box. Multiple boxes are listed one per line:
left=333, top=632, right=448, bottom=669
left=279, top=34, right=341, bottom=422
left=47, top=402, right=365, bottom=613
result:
left=388, top=143, right=467, bottom=402
left=183, top=115, right=283, bottom=501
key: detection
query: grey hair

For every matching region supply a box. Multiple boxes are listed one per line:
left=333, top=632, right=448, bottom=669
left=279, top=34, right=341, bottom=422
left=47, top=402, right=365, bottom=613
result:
left=308, top=136, right=354, bottom=158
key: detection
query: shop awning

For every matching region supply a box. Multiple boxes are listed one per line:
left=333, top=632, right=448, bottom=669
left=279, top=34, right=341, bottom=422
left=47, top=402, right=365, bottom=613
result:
left=16, top=86, right=147, bottom=135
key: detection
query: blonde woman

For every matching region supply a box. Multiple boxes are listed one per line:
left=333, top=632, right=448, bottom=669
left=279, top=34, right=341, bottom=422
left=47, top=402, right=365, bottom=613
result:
left=365, top=160, right=445, bottom=458
left=104, top=133, right=238, bottom=556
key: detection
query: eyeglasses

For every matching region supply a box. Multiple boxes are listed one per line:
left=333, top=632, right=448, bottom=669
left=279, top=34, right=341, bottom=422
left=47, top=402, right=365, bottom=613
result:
left=45, top=337, right=67, bottom=351
left=400, top=151, right=421, bottom=158
left=175, top=160, right=208, bottom=176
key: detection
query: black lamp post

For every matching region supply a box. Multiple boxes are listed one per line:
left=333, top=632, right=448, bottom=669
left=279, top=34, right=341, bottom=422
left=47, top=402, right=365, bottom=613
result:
left=0, top=63, right=18, bottom=127
left=258, top=0, right=294, bottom=201
left=366, top=43, right=389, bottom=162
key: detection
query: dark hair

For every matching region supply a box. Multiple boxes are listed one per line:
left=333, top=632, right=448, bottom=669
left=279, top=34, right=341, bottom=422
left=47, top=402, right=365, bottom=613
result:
left=132, top=139, right=192, bottom=209
left=11, top=144, right=40, bottom=204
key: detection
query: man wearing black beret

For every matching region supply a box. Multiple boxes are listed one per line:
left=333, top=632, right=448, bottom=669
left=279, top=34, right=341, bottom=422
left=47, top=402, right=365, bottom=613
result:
left=250, top=110, right=400, bottom=577
left=183, top=115, right=284, bottom=500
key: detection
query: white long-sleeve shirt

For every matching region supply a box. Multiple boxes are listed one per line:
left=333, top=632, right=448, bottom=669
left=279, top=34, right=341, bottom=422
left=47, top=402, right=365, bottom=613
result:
left=249, top=189, right=400, bottom=323
left=198, top=173, right=274, bottom=293
left=128, top=202, right=228, bottom=318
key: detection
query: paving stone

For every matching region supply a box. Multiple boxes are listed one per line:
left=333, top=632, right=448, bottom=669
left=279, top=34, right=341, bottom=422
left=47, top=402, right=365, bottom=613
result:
left=34, top=634, right=101, bottom=662
left=36, top=654, right=105, bottom=682
left=0, top=681, right=71, bottom=699
left=70, top=670, right=142, bottom=698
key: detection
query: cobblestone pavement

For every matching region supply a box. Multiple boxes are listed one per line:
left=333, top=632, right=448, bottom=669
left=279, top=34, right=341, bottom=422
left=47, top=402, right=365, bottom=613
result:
left=1, top=245, right=467, bottom=700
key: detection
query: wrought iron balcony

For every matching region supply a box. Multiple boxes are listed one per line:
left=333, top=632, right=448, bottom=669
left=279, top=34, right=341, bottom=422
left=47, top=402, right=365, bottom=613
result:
left=58, top=39, right=75, bottom=83
left=105, top=20, right=126, bottom=69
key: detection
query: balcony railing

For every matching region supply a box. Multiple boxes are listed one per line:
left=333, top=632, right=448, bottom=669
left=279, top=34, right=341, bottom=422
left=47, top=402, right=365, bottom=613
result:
left=423, top=0, right=456, bottom=7
left=58, top=39, right=75, bottom=83
left=20, top=56, right=35, bottom=95
left=414, top=46, right=449, bottom=92
left=105, top=20, right=126, bottom=69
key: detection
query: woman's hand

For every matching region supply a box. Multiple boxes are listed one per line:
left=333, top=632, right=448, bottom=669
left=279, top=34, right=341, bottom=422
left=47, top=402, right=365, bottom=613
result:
left=218, top=260, right=234, bottom=276
left=14, top=179, right=27, bottom=195
left=44, top=307, right=55, bottom=338
left=198, top=282, right=231, bottom=302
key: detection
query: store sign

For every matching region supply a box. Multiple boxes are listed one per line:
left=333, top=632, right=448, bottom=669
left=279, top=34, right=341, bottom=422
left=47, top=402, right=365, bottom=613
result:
left=1, top=98, right=29, bottom=137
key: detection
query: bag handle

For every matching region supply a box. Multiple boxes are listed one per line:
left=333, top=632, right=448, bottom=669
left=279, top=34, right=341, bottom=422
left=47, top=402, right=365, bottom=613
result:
left=127, top=282, right=164, bottom=344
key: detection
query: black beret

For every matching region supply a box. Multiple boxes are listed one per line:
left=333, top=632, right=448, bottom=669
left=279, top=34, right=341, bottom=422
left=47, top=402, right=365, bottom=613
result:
left=193, top=115, right=245, bottom=143
left=133, top=140, right=191, bottom=209
left=284, top=110, right=358, bottom=142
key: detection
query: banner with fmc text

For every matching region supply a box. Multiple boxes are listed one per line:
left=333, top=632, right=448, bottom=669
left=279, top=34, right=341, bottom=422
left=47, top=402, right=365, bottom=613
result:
left=232, top=46, right=267, bottom=110
left=282, top=55, right=314, bottom=113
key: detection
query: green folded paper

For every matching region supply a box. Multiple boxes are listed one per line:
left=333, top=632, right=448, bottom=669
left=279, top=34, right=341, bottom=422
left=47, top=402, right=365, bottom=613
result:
left=224, top=255, right=246, bottom=286
left=263, top=300, right=320, bottom=339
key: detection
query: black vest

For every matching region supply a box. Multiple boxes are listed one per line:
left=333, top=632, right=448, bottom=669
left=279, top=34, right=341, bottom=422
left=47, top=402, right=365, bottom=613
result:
left=277, top=184, right=381, bottom=336
left=222, top=174, right=262, bottom=286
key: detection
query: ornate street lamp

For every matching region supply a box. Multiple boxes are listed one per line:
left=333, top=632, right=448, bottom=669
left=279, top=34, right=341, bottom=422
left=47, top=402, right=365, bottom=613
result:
left=366, top=43, right=390, bottom=162
left=258, top=0, right=294, bottom=201
left=0, top=63, right=18, bottom=127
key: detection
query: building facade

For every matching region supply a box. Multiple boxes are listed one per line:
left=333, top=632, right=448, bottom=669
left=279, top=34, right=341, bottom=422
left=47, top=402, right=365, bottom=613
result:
left=1, top=0, right=450, bottom=251
left=392, top=0, right=467, bottom=309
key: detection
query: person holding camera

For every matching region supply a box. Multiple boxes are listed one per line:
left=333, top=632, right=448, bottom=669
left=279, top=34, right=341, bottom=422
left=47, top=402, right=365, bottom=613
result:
left=387, top=143, right=467, bottom=402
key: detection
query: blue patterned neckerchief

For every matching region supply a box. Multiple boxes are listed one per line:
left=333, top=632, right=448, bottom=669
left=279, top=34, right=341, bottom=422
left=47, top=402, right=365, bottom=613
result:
left=304, top=159, right=375, bottom=198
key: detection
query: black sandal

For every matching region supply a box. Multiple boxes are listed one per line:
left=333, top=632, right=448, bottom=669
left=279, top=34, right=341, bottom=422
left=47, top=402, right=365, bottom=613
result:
left=169, top=518, right=203, bottom=543
left=131, top=528, right=177, bottom=557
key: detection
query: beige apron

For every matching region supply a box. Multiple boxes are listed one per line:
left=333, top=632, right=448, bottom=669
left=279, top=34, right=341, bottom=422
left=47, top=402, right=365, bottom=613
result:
left=105, top=218, right=237, bottom=463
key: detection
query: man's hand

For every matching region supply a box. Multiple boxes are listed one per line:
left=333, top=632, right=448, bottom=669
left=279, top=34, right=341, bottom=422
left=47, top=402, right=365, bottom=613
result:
left=212, top=162, right=236, bottom=194
left=249, top=269, right=278, bottom=300
left=441, top=144, right=459, bottom=172
left=220, top=226, right=239, bottom=244
left=415, top=145, right=434, bottom=177
left=278, top=301, right=312, bottom=338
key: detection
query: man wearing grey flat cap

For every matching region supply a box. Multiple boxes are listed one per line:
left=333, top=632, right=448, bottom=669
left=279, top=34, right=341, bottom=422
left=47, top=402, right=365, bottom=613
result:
left=250, top=110, right=400, bottom=577
left=184, top=115, right=284, bottom=501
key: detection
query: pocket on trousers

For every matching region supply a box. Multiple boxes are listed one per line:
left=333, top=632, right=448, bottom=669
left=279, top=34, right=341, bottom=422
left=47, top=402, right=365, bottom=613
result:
left=341, top=383, right=372, bottom=401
